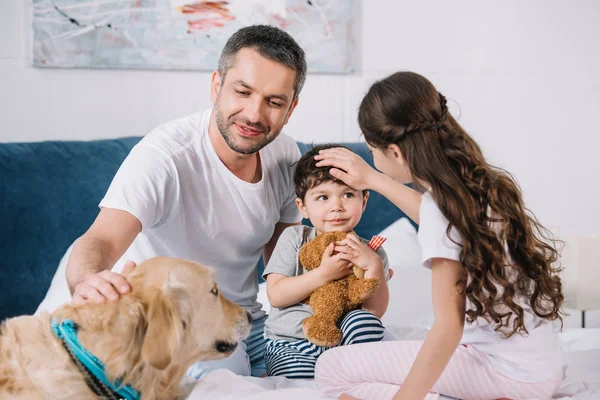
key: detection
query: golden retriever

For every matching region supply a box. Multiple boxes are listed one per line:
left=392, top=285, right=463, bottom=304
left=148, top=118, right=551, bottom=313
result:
left=0, top=256, right=251, bottom=400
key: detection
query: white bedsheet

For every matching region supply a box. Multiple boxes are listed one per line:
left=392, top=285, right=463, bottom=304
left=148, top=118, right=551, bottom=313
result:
left=181, top=370, right=329, bottom=400
left=554, top=329, right=600, bottom=399
left=36, top=224, right=599, bottom=399
left=183, top=328, right=600, bottom=400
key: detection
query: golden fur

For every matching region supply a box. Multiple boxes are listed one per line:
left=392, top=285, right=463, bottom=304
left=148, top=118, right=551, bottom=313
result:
left=299, top=231, right=379, bottom=347
left=0, top=256, right=251, bottom=400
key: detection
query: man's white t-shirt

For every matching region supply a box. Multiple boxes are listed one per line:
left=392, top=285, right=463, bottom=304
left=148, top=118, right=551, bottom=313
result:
left=100, top=108, right=302, bottom=319
left=418, top=191, right=562, bottom=383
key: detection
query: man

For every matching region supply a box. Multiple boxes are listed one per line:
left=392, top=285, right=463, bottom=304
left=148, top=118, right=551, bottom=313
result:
left=65, top=25, right=307, bottom=378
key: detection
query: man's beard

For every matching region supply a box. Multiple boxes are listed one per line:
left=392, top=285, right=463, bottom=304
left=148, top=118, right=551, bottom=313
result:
left=214, top=96, right=278, bottom=155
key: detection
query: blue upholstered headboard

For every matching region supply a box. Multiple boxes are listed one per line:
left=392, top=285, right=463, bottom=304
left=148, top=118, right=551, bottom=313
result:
left=0, top=138, right=411, bottom=320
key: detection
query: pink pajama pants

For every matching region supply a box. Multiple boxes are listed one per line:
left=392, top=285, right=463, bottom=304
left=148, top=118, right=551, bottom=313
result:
left=315, top=341, right=562, bottom=400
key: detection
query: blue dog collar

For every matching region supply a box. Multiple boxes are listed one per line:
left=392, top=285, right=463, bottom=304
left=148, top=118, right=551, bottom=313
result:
left=51, top=319, right=140, bottom=400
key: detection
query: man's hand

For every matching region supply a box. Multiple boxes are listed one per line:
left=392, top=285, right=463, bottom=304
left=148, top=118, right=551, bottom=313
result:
left=316, top=243, right=354, bottom=283
left=72, top=261, right=136, bottom=306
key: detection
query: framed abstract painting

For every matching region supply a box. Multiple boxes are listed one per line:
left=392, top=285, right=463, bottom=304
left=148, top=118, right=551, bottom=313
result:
left=32, top=0, right=356, bottom=73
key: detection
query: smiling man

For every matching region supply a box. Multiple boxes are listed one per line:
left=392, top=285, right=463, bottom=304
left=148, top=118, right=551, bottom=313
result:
left=65, top=25, right=307, bottom=378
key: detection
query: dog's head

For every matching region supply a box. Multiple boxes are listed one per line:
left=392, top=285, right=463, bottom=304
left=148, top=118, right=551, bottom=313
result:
left=49, top=257, right=251, bottom=398
left=125, top=256, right=252, bottom=370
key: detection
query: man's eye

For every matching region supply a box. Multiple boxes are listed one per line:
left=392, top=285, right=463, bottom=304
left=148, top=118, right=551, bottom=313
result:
left=211, top=286, right=219, bottom=296
left=270, top=101, right=283, bottom=108
left=235, top=90, right=250, bottom=96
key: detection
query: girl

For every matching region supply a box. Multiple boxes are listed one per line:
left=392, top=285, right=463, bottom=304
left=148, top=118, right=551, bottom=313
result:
left=313, top=71, right=564, bottom=400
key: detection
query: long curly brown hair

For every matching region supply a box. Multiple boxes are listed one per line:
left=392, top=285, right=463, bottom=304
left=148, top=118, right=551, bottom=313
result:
left=359, top=71, right=564, bottom=336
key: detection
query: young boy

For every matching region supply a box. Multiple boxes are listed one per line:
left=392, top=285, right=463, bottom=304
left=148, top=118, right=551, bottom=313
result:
left=262, top=144, right=390, bottom=379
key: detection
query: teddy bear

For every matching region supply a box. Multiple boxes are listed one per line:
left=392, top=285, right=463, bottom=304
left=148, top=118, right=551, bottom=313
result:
left=298, top=231, right=381, bottom=347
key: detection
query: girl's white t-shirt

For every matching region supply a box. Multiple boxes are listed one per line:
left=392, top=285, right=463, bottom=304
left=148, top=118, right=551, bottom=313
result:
left=418, top=191, right=562, bottom=382
left=100, top=109, right=301, bottom=319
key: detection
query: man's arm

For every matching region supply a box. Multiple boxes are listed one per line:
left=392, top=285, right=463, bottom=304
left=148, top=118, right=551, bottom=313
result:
left=66, top=208, right=141, bottom=305
left=262, top=221, right=301, bottom=267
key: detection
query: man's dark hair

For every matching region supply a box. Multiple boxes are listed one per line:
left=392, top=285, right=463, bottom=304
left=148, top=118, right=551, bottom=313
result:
left=294, top=144, right=368, bottom=201
left=218, top=25, right=307, bottom=99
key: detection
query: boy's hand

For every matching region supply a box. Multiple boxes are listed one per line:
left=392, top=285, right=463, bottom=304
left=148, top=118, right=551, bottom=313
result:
left=317, top=243, right=354, bottom=283
left=335, top=234, right=383, bottom=276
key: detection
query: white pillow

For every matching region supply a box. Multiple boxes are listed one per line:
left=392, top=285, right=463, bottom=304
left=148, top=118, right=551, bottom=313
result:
left=35, top=244, right=130, bottom=315
left=378, top=218, right=421, bottom=271
left=257, top=282, right=271, bottom=314
left=378, top=218, right=434, bottom=329
left=35, top=244, right=74, bottom=315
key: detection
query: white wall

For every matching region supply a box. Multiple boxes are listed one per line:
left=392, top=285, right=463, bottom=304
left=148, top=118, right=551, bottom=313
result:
left=1, top=1, right=599, bottom=325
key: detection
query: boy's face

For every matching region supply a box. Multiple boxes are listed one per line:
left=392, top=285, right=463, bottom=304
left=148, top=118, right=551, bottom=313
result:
left=296, top=181, right=368, bottom=235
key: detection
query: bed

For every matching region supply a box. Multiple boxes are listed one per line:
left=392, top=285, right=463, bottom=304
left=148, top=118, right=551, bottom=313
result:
left=7, top=137, right=597, bottom=399
left=36, top=219, right=600, bottom=400
left=180, top=219, right=600, bottom=400
left=180, top=327, right=600, bottom=399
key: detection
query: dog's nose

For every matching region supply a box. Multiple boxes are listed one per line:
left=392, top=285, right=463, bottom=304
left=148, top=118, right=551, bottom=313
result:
left=246, top=311, right=253, bottom=324
left=215, top=341, right=238, bottom=354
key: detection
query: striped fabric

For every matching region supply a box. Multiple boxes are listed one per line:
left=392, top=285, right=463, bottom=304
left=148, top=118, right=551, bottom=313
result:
left=367, top=235, right=387, bottom=251
left=265, top=310, right=385, bottom=379
left=315, top=341, right=563, bottom=400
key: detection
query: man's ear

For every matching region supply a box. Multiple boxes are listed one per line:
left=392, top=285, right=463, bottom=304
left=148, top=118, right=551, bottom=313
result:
left=210, top=70, right=222, bottom=103
left=295, top=198, right=309, bottom=219
left=283, top=97, right=299, bottom=126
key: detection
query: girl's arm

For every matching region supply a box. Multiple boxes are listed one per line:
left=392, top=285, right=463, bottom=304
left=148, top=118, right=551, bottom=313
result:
left=392, top=257, right=466, bottom=400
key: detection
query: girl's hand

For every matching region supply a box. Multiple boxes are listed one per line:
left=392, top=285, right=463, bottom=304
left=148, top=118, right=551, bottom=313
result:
left=334, top=233, right=383, bottom=276
left=317, top=243, right=354, bottom=282
left=314, top=147, right=379, bottom=191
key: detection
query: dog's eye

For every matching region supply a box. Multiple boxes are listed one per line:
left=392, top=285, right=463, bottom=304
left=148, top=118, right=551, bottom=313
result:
left=211, top=285, right=218, bottom=296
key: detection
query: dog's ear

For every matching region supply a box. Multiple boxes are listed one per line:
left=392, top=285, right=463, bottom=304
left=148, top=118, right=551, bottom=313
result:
left=141, top=290, right=181, bottom=370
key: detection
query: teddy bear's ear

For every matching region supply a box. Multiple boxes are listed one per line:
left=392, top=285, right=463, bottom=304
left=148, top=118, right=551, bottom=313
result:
left=298, top=243, right=322, bottom=270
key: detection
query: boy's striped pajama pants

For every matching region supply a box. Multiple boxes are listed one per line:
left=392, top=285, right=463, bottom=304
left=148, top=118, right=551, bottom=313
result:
left=265, top=310, right=385, bottom=379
